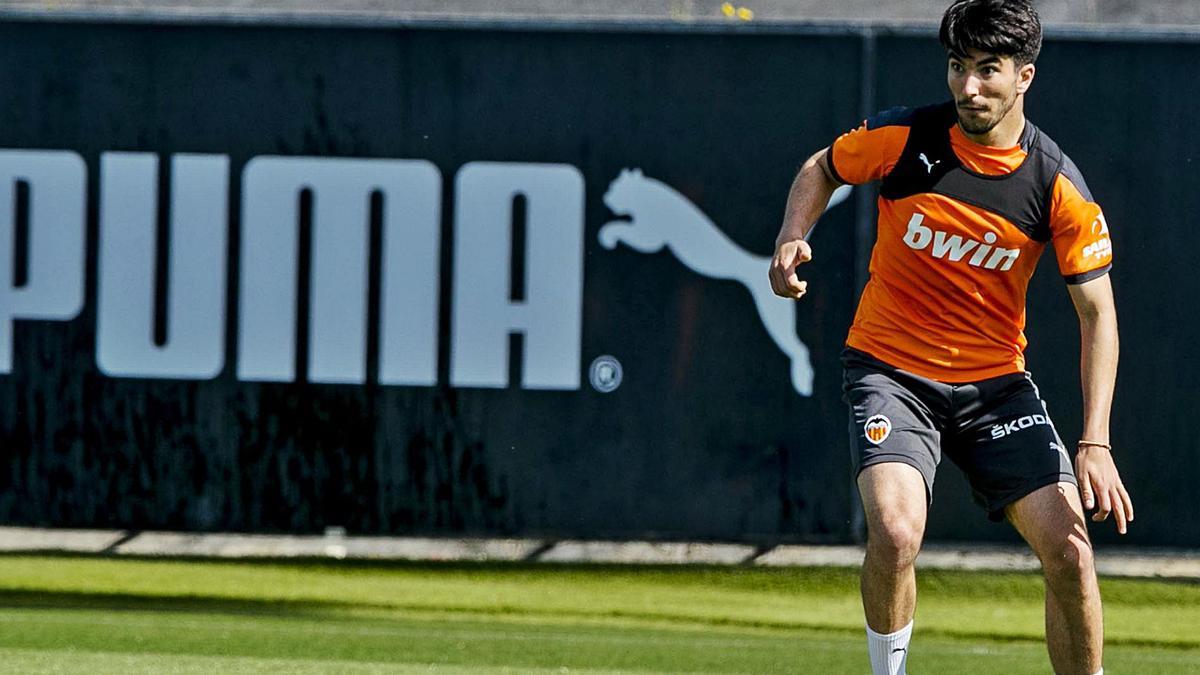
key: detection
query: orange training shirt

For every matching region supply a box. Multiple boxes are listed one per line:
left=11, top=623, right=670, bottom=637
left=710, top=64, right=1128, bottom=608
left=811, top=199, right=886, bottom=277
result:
left=828, top=104, right=1113, bottom=382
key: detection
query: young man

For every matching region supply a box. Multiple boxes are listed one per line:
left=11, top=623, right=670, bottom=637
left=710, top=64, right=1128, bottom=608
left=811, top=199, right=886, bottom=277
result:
left=769, top=1, right=1133, bottom=673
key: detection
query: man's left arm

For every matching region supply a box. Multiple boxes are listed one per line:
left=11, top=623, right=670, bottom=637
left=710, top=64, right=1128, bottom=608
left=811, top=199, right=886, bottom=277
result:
left=1067, top=274, right=1134, bottom=534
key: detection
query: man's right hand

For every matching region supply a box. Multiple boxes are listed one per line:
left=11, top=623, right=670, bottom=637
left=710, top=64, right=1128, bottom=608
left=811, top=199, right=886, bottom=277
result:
left=769, top=238, right=813, bottom=299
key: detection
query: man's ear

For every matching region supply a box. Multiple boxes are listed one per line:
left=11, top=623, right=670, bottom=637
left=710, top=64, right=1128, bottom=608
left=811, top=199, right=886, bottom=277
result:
left=1016, top=63, right=1036, bottom=95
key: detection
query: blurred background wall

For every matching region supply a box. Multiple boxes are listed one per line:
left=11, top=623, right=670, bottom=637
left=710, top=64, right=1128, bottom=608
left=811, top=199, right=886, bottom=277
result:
left=0, top=2, right=1195, bottom=546
left=3, top=0, right=1200, bottom=27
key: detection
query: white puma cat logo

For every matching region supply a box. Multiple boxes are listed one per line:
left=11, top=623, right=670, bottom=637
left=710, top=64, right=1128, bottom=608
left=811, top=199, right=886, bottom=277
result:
left=598, top=169, right=852, bottom=396
left=919, top=153, right=941, bottom=174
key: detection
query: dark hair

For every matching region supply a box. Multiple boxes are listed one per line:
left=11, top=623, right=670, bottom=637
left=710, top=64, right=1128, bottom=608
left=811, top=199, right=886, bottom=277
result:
left=939, top=0, right=1042, bottom=66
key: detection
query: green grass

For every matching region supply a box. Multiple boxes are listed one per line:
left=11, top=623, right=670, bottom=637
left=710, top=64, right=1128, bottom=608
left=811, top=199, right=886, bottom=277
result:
left=0, top=554, right=1197, bottom=673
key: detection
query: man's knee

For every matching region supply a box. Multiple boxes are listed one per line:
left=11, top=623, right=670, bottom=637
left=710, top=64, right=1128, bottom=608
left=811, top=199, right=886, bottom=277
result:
left=1039, top=533, right=1096, bottom=592
left=859, top=463, right=928, bottom=570
left=866, top=513, right=925, bottom=570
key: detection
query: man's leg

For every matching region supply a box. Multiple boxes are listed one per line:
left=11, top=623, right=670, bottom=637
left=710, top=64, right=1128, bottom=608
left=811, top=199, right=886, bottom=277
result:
left=1006, top=482, right=1103, bottom=675
left=858, top=462, right=929, bottom=674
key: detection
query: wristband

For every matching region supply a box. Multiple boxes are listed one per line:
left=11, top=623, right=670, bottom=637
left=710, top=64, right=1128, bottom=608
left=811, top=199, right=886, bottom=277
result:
left=1077, top=439, right=1112, bottom=451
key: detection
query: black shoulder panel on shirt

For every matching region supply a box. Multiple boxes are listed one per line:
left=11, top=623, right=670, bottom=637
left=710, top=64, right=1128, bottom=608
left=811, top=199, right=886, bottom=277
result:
left=877, top=102, right=957, bottom=198
left=1058, top=153, right=1095, bottom=202
left=866, top=106, right=917, bottom=131
left=878, top=101, right=1065, bottom=242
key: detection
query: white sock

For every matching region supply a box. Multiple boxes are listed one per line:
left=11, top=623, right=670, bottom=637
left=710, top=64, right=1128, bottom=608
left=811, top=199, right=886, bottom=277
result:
left=866, top=621, right=912, bottom=675
left=1093, top=670, right=1103, bottom=675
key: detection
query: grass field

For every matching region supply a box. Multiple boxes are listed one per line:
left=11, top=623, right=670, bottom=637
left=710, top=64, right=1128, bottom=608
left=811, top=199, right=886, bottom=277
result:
left=0, top=554, right=1197, bottom=673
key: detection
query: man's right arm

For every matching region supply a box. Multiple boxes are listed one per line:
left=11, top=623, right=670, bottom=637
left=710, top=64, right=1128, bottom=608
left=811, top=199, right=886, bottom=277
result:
left=769, top=147, right=843, bottom=300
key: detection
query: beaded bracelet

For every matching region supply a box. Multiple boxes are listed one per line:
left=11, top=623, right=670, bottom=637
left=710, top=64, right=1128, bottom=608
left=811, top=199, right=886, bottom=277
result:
left=1077, top=440, right=1112, bottom=451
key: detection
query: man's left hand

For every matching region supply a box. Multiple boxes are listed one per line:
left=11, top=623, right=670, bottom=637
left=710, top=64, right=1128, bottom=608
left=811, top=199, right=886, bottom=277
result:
left=1075, top=445, right=1134, bottom=534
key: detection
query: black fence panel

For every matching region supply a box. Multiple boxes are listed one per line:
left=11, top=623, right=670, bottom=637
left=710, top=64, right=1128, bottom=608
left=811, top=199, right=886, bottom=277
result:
left=0, top=20, right=862, bottom=541
left=2, top=19, right=1196, bottom=546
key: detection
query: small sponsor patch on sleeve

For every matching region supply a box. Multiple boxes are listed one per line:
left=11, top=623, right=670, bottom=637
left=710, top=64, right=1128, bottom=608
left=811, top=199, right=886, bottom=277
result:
left=1049, top=170, right=1113, bottom=282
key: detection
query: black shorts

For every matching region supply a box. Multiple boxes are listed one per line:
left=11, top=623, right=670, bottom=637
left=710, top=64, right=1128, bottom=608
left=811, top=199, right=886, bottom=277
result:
left=842, top=347, right=1077, bottom=522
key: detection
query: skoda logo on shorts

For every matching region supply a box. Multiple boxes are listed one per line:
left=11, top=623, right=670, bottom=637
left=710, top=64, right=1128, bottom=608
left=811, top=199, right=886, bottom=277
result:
left=864, top=415, right=892, bottom=445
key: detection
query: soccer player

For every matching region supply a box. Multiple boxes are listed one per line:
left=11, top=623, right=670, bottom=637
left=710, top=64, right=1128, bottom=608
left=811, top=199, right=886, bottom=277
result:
left=769, top=1, right=1132, bottom=673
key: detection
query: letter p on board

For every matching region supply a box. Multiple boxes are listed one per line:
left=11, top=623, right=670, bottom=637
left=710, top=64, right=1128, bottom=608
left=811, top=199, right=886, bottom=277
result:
left=0, top=151, right=86, bottom=374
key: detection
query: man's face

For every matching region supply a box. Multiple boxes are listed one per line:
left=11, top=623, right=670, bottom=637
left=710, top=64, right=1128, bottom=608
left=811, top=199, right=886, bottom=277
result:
left=947, top=49, right=1034, bottom=135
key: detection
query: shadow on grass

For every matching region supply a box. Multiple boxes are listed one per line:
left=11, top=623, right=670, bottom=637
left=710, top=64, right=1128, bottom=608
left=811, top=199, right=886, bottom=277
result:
left=0, top=587, right=863, bottom=636
left=0, top=549, right=855, bottom=577
left=2, top=554, right=1198, bottom=651
left=0, top=588, right=360, bottom=619
left=0, top=588, right=1177, bottom=652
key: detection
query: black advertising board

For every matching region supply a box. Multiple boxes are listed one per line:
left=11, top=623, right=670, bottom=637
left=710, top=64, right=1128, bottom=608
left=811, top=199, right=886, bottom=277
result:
left=1, top=20, right=1195, bottom=545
